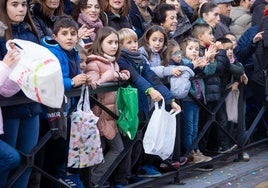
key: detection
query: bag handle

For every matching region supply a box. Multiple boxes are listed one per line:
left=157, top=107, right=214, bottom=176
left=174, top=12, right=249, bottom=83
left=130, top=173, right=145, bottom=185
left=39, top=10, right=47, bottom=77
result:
left=154, top=97, right=165, bottom=110
left=77, top=85, right=91, bottom=112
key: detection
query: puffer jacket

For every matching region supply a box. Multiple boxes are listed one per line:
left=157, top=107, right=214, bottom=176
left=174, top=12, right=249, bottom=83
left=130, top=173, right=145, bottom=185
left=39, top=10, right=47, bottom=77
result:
left=230, top=6, right=252, bottom=40
left=84, top=54, right=120, bottom=140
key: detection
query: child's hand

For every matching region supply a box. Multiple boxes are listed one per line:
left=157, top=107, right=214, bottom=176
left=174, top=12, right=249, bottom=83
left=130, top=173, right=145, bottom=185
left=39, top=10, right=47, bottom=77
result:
left=172, top=67, right=182, bottom=77
left=119, top=70, right=130, bottom=80
left=149, top=89, right=162, bottom=102
left=72, top=73, right=88, bottom=87
left=229, top=82, right=239, bottom=91
left=253, top=31, right=264, bottom=44
left=3, top=49, right=20, bottom=67
left=171, top=101, right=181, bottom=112
left=205, top=44, right=217, bottom=62
left=241, top=73, right=248, bottom=85
left=214, top=41, right=224, bottom=50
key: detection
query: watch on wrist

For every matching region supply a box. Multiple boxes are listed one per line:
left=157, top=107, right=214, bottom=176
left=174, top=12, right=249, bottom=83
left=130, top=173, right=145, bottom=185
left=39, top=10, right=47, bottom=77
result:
left=71, top=79, right=75, bottom=87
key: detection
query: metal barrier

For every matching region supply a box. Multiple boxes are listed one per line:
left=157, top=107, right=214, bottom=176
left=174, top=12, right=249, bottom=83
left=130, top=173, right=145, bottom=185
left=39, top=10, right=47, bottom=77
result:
left=2, top=79, right=268, bottom=188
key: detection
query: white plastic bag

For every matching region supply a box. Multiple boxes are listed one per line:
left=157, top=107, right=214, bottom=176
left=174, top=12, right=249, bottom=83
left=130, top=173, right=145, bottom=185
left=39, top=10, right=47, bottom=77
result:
left=143, top=99, right=180, bottom=160
left=7, top=39, right=64, bottom=108
left=225, top=90, right=240, bottom=123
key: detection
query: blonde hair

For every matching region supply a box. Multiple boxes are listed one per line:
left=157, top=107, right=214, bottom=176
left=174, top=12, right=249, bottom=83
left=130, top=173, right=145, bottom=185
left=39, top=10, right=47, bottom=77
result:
left=118, top=28, right=138, bottom=45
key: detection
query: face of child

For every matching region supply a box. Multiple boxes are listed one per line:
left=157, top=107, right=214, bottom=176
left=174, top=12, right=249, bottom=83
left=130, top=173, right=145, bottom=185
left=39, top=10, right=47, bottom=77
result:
left=203, top=7, right=220, bottom=28
left=161, top=10, right=178, bottom=33
left=80, top=53, right=87, bottom=72
left=101, top=32, right=119, bottom=56
left=121, top=37, right=138, bottom=53
left=7, top=0, right=27, bottom=24
left=81, top=0, right=101, bottom=22
left=185, top=41, right=199, bottom=60
left=53, top=27, right=78, bottom=51
left=45, top=0, right=60, bottom=10
left=170, top=45, right=182, bottom=63
left=109, top=0, right=124, bottom=13
left=199, top=27, right=215, bottom=47
left=222, top=42, right=233, bottom=60
left=225, top=34, right=237, bottom=48
left=148, top=31, right=165, bottom=53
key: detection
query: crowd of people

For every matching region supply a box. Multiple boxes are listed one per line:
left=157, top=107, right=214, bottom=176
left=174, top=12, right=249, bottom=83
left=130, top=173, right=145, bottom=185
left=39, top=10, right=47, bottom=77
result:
left=0, top=0, right=267, bottom=187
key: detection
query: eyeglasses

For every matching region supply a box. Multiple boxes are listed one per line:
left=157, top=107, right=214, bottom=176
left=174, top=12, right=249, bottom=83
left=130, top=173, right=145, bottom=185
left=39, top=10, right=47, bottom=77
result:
left=172, top=50, right=182, bottom=57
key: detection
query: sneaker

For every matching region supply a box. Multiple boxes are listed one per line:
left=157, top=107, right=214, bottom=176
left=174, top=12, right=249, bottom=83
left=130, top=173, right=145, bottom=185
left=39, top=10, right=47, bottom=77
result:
left=137, top=165, right=162, bottom=178
left=59, top=174, right=84, bottom=188
left=160, top=159, right=180, bottom=169
left=237, top=151, right=250, bottom=162
left=218, top=144, right=238, bottom=154
left=194, top=164, right=214, bottom=172
left=195, top=150, right=212, bottom=162
left=188, top=152, right=205, bottom=164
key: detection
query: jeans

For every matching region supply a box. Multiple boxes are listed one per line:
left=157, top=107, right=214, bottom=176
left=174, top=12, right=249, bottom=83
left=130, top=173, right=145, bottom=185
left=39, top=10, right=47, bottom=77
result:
left=182, top=100, right=199, bottom=152
left=3, top=115, right=40, bottom=188
left=0, top=138, right=20, bottom=187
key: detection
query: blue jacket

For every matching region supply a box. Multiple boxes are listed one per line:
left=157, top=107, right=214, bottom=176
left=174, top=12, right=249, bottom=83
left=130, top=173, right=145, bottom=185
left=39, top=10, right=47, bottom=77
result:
left=0, top=22, right=41, bottom=119
left=118, top=48, right=175, bottom=120
left=41, top=37, right=81, bottom=91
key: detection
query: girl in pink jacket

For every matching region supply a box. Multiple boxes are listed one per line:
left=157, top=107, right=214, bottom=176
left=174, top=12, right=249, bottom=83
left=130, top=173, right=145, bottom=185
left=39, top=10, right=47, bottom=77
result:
left=85, top=26, right=130, bottom=187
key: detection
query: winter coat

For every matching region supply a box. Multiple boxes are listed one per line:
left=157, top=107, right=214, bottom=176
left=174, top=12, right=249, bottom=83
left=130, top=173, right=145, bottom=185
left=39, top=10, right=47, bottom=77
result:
left=129, top=0, right=153, bottom=38
left=0, top=22, right=42, bottom=119
left=118, top=48, right=175, bottom=120
left=138, top=46, right=173, bottom=78
left=100, top=12, right=133, bottom=31
left=250, top=0, right=267, bottom=26
left=169, top=65, right=195, bottom=99
left=30, top=3, right=55, bottom=39
left=230, top=6, right=252, bottom=40
left=84, top=54, right=120, bottom=140
left=251, top=16, right=268, bottom=86
left=172, top=15, right=192, bottom=43
left=41, top=37, right=81, bottom=91
left=180, top=0, right=195, bottom=23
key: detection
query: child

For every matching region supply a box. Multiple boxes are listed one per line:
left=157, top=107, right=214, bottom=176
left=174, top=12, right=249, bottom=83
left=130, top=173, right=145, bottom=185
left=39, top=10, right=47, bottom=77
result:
left=218, top=37, right=250, bottom=161
left=167, top=39, right=195, bottom=100
left=41, top=15, right=88, bottom=187
left=179, top=37, right=216, bottom=163
left=191, top=23, right=242, bottom=154
left=0, top=0, right=42, bottom=187
left=84, top=26, right=130, bottom=187
left=0, top=40, right=21, bottom=187
left=113, top=28, right=181, bottom=187
left=138, top=25, right=182, bottom=79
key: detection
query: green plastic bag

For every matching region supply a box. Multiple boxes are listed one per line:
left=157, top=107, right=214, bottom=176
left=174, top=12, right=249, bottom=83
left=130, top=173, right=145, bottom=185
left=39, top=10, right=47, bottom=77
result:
left=116, top=85, right=139, bottom=140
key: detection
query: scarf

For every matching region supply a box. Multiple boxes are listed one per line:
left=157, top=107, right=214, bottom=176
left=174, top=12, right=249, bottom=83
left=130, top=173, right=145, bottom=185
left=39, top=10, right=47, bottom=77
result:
left=78, top=13, right=103, bottom=41
left=103, top=53, right=116, bottom=62
left=121, top=48, right=146, bottom=65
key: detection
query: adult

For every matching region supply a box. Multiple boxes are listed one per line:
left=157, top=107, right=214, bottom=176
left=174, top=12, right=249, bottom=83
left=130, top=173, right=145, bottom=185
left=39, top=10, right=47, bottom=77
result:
left=0, top=0, right=42, bottom=187
left=151, top=3, right=178, bottom=38
left=180, top=0, right=200, bottom=23
left=71, top=0, right=104, bottom=45
left=194, top=2, right=221, bottom=33
left=129, top=0, right=153, bottom=38
left=30, top=0, right=64, bottom=39
left=160, top=0, right=192, bottom=43
left=212, top=0, right=233, bottom=39
left=100, top=0, right=133, bottom=30
left=230, top=0, right=252, bottom=39
left=250, top=0, right=268, bottom=26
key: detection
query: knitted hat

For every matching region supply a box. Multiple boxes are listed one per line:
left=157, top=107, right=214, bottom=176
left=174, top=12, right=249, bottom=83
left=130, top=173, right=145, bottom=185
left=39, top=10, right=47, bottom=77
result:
left=212, top=0, right=233, bottom=4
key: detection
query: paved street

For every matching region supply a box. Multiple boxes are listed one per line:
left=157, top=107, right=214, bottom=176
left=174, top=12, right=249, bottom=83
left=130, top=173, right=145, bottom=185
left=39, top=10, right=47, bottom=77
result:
left=135, top=143, right=268, bottom=188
